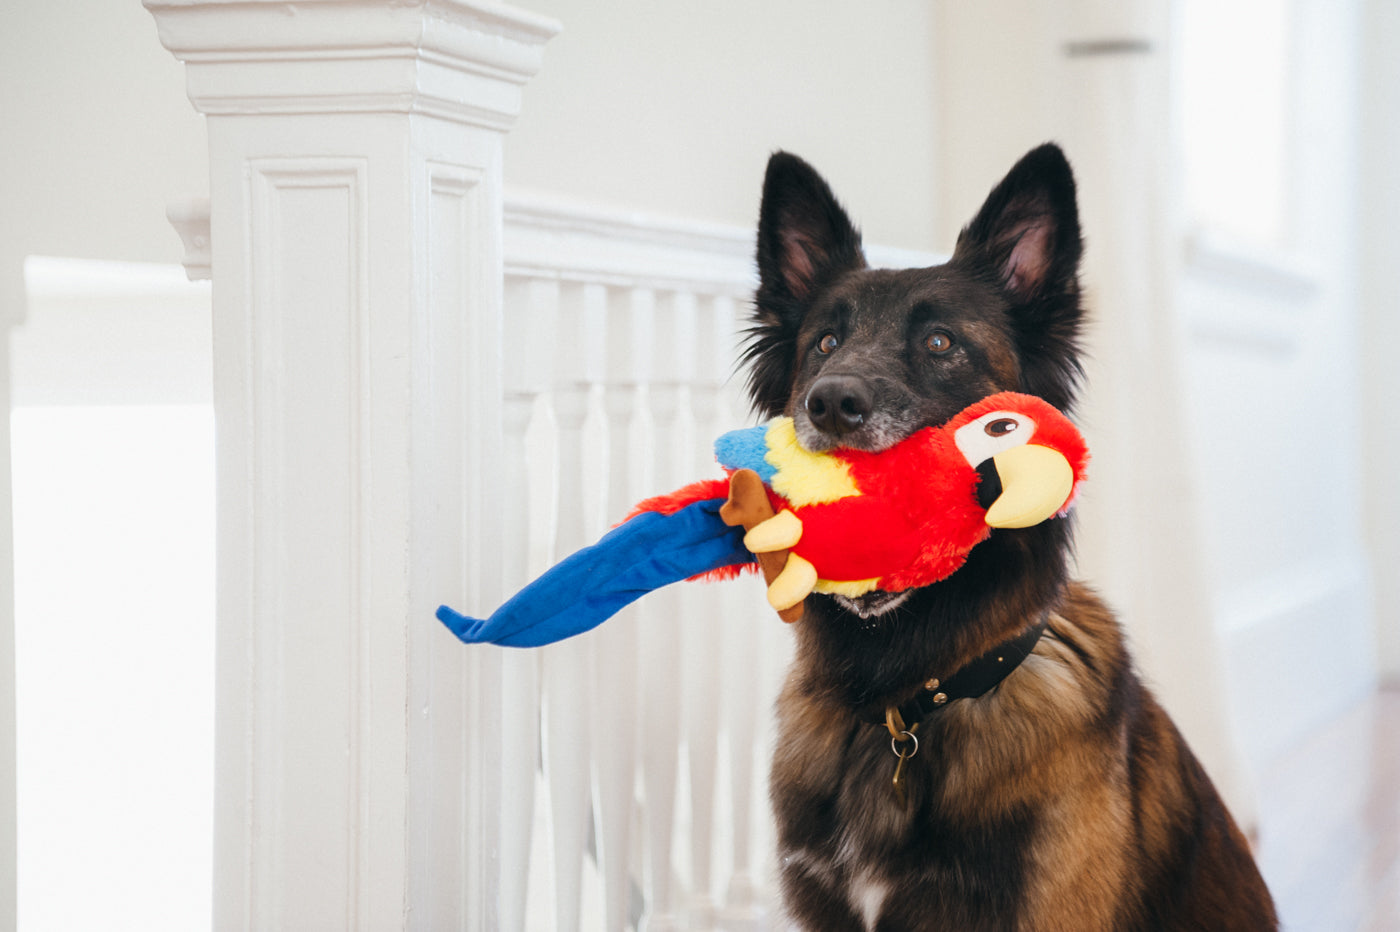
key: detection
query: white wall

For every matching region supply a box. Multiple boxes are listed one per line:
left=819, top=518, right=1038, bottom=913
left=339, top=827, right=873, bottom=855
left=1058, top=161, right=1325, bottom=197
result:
left=0, top=6, right=211, bottom=918
left=0, top=3, right=208, bottom=279
left=0, top=0, right=941, bottom=294
left=935, top=0, right=1378, bottom=785
left=1181, top=0, right=1375, bottom=766
left=503, top=0, right=940, bottom=252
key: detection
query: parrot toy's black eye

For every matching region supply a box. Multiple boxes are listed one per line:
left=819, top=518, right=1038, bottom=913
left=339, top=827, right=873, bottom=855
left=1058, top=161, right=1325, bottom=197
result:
left=925, top=330, right=955, bottom=354
left=954, top=410, right=1036, bottom=468
left=817, top=332, right=840, bottom=355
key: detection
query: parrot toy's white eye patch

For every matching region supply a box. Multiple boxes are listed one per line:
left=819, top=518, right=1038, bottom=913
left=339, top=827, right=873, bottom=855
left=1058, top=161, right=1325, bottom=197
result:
left=954, top=410, right=1036, bottom=467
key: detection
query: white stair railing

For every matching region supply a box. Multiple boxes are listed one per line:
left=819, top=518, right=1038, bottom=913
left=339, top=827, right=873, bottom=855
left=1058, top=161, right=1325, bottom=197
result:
left=153, top=182, right=935, bottom=931
left=499, top=198, right=785, bottom=931
left=148, top=5, right=937, bottom=924
left=493, top=203, right=937, bottom=929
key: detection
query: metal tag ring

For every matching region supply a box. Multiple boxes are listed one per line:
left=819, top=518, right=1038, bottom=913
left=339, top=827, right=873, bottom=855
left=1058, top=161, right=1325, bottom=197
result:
left=890, top=730, right=919, bottom=759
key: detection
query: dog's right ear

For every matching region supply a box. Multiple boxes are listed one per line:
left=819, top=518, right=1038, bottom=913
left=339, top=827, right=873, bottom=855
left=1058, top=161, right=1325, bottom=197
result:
left=747, top=152, right=865, bottom=416
left=756, top=152, right=865, bottom=306
left=952, top=143, right=1082, bottom=304
left=952, top=143, right=1085, bottom=411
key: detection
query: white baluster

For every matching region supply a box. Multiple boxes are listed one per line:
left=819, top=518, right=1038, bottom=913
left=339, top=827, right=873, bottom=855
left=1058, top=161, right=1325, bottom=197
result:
left=497, top=275, right=553, bottom=932
left=557, top=282, right=641, bottom=929
left=542, top=279, right=607, bottom=932
left=542, top=385, right=594, bottom=932
left=680, top=293, right=725, bottom=927
left=712, top=295, right=772, bottom=928
left=590, top=284, right=655, bottom=932
left=754, top=540, right=796, bottom=922
left=636, top=289, right=693, bottom=930
left=718, top=498, right=769, bottom=929
left=690, top=296, right=746, bottom=928
left=717, top=581, right=765, bottom=930
left=498, top=391, right=542, bottom=932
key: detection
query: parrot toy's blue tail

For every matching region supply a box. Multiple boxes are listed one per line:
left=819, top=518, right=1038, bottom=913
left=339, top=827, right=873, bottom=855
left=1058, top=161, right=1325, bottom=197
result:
left=436, top=497, right=753, bottom=648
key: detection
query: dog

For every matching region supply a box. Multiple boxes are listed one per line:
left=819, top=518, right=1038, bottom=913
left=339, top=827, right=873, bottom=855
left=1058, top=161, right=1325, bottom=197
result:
left=743, top=144, right=1278, bottom=930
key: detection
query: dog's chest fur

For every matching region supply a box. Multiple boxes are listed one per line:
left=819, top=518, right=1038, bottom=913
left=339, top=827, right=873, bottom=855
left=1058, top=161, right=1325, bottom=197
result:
left=770, top=598, right=1128, bottom=930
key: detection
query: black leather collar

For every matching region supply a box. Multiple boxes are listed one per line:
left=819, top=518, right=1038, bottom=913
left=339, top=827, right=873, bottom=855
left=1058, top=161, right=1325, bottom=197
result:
left=867, top=617, right=1049, bottom=733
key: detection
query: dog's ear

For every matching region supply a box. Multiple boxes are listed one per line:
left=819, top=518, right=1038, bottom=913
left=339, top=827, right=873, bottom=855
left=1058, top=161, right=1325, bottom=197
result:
left=953, top=143, right=1085, bottom=409
left=746, top=152, right=866, bottom=416
left=954, top=143, right=1082, bottom=302
left=757, top=152, right=865, bottom=305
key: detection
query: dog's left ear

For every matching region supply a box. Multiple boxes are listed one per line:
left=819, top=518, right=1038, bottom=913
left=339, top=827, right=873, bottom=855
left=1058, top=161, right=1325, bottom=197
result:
left=953, top=143, right=1083, bottom=305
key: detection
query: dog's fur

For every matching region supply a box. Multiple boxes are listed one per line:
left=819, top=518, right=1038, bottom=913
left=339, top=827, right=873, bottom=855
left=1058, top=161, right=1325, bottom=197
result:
left=744, top=145, right=1277, bottom=930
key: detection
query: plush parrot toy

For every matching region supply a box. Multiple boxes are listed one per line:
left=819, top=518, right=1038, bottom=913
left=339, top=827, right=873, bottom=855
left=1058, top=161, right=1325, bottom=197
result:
left=437, top=391, right=1088, bottom=647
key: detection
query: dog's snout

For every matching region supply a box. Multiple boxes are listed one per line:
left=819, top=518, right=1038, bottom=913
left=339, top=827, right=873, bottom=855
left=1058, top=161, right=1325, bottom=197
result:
left=805, top=374, right=874, bottom=438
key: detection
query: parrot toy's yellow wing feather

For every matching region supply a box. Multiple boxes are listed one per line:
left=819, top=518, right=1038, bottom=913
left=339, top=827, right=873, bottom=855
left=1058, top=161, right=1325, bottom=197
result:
left=763, top=418, right=861, bottom=506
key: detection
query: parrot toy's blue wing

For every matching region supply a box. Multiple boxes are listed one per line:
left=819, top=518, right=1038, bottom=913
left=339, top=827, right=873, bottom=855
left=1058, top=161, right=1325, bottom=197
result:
left=436, top=497, right=752, bottom=648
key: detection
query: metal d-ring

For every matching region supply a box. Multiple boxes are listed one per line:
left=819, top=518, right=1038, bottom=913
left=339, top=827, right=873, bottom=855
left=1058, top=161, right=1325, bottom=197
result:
left=890, top=729, right=919, bottom=760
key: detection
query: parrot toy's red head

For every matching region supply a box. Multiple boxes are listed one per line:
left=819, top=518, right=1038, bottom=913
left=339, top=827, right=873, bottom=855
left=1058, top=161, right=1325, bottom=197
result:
left=942, top=391, right=1089, bottom=528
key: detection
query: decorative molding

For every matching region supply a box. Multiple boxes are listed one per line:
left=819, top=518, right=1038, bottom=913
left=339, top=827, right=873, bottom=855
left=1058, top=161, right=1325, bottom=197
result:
left=1214, top=553, right=1371, bottom=636
left=246, top=156, right=372, bottom=929
left=867, top=241, right=946, bottom=272
left=145, top=0, right=561, bottom=129
left=1185, top=317, right=1298, bottom=358
left=15, top=256, right=212, bottom=407
left=1220, top=553, right=1376, bottom=767
left=504, top=188, right=939, bottom=293
left=169, top=189, right=943, bottom=298
left=502, top=189, right=756, bottom=294
left=1184, top=229, right=1322, bottom=299
left=166, top=197, right=212, bottom=281
left=1180, top=229, right=1325, bottom=358
left=22, top=254, right=209, bottom=300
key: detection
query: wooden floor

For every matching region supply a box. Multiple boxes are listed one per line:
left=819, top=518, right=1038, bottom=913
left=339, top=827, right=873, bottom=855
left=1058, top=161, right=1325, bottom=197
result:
left=1253, top=686, right=1400, bottom=931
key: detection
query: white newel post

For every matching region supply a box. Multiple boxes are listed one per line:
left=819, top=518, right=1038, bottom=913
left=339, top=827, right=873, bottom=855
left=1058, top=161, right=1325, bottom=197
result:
left=143, top=2, right=558, bottom=928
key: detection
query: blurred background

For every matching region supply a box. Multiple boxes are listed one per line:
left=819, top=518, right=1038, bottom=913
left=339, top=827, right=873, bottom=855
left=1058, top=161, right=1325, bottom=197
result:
left=1, top=0, right=1396, bottom=929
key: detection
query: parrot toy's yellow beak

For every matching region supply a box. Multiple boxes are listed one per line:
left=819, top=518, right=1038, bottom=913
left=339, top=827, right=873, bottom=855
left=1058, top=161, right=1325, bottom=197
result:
left=983, top=444, right=1075, bottom=529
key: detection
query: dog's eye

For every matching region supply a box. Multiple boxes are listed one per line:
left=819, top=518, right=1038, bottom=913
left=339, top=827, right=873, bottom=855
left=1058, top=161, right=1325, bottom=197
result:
left=817, top=333, right=839, bottom=355
left=925, top=330, right=955, bottom=354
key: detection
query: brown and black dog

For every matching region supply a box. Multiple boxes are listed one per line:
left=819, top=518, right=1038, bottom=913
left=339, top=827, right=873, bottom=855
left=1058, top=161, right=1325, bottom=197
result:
left=743, top=144, right=1277, bottom=930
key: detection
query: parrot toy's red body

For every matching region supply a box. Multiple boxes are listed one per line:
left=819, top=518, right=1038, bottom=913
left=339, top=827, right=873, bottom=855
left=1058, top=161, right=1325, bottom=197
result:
left=633, top=390, right=1089, bottom=613
left=438, top=390, right=1087, bottom=646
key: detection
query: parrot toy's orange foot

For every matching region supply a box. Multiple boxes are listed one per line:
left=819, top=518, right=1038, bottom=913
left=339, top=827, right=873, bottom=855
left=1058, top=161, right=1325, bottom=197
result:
left=766, top=553, right=818, bottom=612
left=720, top=468, right=806, bottom=623
left=744, top=510, right=803, bottom=553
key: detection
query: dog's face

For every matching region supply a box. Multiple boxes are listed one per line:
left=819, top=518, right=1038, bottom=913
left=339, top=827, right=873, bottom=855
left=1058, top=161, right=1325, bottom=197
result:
left=744, top=146, right=1086, bottom=457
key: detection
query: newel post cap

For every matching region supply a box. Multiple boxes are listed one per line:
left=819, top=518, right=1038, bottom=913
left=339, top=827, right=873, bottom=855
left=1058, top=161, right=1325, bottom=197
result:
left=145, top=0, right=561, bottom=128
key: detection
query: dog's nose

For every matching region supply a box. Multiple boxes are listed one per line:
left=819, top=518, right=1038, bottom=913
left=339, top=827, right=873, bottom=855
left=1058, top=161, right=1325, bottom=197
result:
left=804, top=374, right=873, bottom=437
